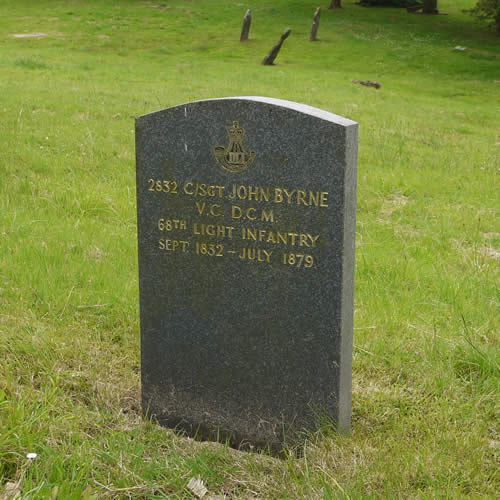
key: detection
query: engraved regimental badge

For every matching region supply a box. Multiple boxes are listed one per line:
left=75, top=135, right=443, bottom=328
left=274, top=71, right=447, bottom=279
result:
left=213, top=121, right=256, bottom=172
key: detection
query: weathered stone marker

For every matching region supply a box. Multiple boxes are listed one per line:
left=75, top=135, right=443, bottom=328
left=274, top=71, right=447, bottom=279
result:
left=262, top=28, right=291, bottom=65
left=310, top=7, right=321, bottom=41
left=240, top=9, right=251, bottom=41
left=136, top=97, right=358, bottom=451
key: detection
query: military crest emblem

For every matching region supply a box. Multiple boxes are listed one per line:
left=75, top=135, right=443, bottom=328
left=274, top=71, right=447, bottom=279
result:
left=213, top=121, right=256, bottom=172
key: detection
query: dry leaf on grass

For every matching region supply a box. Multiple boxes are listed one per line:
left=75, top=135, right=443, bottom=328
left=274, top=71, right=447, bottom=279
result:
left=187, top=476, right=208, bottom=498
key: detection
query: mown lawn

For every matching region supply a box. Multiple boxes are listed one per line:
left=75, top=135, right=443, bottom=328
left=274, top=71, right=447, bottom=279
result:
left=0, top=0, right=498, bottom=497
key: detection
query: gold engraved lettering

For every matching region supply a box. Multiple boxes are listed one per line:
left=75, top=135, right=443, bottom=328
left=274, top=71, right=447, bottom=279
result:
left=283, top=188, right=296, bottom=205
left=168, top=181, right=178, bottom=194
left=238, top=247, right=272, bottom=263
left=158, top=239, right=189, bottom=252
left=308, top=234, right=320, bottom=246
left=228, top=184, right=236, bottom=200
left=232, top=205, right=242, bottom=219
left=272, top=186, right=329, bottom=207
left=157, top=218, right=187, bottom=231
left=288, top=233, right=299, bottom=246
left=195, top=201, right=205, bottom=215
left=260, top=186, right=271, bottom=202
left=195, top=242, right=224, bottom=257
left=195, top=202, right=224, bottom=217
left=297, top=189, right=307, bottom=206
left=243, top=228, right=256, bottom=241
left=193, top=223, right=235, bottom=239
left=278, top=232, right=288, bottom=245
left=283, top=253, right=314, bottom=268
left=208, top=185, right=224, bottom=197
left=237, top=185, right=247, bottom=199
left=228, top=184, right=271, bottom=202
left=320, top=192, right=328, bottom=207
left=241, top=228, right=320, bottom=247
left=246, top=208, right=257, bottom=220
left=210, top=204, right=223, bottom=216
left=261, top=209, right=274, bottom=223
left=184, top=182, right=225, bottom=198
left=148, top=179, right=178, bottom=194
left=266, top=232, right=277, bottom=244
left=231, top=205, right=274, bottom=222
left=224, top=184, right=328, bottom=207
left=309, top=191, right=319, bottom=207
left=248, top=185, right=259, bottom=200
left=217, top=225, right=233, bottom=238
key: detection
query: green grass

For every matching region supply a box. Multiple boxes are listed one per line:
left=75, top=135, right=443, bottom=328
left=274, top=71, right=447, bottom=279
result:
left=0, top=0, right=498, bottom=497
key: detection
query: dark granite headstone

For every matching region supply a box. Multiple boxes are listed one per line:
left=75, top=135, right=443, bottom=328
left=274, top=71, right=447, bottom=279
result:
left=310, top=7, right=321, bottom=41
left=136, top=97, right=358, bottom=451
left=240, top=9, right=251, bottom=42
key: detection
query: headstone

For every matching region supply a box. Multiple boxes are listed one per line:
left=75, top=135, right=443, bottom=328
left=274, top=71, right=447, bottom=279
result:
left=309, top=7, right=321, bottom=41
left=261, top=28, right=291, bottom=66
left=240, top=9, right=251, bottom=42
left=329, top=0, right=341, bottom=9
left=135, top=97, right=358, bottom=451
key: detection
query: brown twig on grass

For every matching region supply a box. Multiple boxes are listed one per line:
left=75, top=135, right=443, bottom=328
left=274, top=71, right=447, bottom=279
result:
left=352, top=80, right=381, bottom=89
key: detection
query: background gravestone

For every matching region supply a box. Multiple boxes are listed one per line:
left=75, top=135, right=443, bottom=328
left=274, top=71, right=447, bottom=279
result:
left=310, top=7, right=321, bottom=41
left=240, top=9, right=251, bottom=41
left=261, top=28, right=291, bottom=65
left=135, top=97, right=358, bottom=451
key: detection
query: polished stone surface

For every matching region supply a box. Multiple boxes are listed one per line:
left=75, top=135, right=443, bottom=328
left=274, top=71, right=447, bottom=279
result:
left=136, top=97, right=358, bottom=450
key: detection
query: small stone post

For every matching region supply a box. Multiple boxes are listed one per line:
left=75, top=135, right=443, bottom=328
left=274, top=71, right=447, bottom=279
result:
left=262, top=28, right=291, bottom=65
left=309, top=7, right=321, bottom=41
left=240, top=9, right=251, bottom=41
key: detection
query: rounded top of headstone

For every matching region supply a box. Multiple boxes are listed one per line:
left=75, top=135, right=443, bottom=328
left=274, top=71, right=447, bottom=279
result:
left=137, top=96, right=358, bottom=129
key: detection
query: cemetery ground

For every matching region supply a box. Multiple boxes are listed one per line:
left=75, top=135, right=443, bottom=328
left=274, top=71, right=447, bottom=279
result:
left=0, top=0, right=498, bottom=497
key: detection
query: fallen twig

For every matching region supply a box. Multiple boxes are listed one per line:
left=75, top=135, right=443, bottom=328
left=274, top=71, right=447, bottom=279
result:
left=352, top=80, right=381, bottom=89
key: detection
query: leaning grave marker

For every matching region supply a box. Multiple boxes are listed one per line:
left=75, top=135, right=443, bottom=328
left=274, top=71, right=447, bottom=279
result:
left=136, top=97, right=358, bottom=450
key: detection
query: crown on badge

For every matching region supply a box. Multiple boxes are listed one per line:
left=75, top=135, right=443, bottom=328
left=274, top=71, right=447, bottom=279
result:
left=227, top=121, right=245, bottom=141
